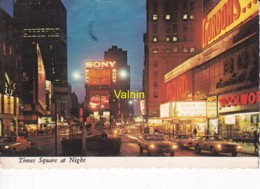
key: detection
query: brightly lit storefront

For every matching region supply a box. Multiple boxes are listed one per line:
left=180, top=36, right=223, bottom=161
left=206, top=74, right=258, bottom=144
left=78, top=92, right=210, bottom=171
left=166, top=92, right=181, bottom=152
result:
left=160, top=101, right=207, bottom=136
left=217, top=88, right=260, bottom=141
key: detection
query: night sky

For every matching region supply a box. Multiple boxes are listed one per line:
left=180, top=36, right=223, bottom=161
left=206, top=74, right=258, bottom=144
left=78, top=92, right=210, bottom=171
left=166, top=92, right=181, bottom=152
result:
left=0, top=0, right=146, bottom=103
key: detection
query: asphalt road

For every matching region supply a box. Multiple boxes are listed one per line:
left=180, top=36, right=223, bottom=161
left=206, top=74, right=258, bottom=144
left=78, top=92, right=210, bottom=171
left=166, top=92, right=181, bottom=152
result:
left=2, top=126, right=255, bottom=157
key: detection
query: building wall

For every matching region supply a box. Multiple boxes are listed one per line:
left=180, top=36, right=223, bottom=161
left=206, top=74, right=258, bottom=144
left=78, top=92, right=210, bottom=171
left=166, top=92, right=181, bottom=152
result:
left=104, top=46, right=133, bottom=122
left=0, top=8, right=22, bottom=136
left=14, top=0, right=67, bottom=85
left=163, top=0, right=259, bottom=138
left=143, top=0, right=203, bottom=117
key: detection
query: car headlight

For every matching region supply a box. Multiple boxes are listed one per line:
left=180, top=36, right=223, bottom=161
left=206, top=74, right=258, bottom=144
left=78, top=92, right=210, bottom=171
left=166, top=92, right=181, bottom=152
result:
left=216, top=144, right=222, bottom=149
left=172, top=144, right=178, bottom=149
left=237, top=145, right=242, bottom=150
left=149, top=144, right=155, bottom=149
left=4, top=146, right=10, bottom=149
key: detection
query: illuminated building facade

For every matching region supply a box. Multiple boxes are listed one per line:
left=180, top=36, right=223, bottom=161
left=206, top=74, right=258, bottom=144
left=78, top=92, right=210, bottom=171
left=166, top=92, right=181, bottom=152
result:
left=143, top=0, right=203, bottom=117
left=162, top=0, right=259, bottom=139
left=14, top=0, right=72, bottom=126
left=105, top=46, right=133, bottom=123
left=14, top=0, right=67, bottom=85
left=0, top=8, right=22, bottom=136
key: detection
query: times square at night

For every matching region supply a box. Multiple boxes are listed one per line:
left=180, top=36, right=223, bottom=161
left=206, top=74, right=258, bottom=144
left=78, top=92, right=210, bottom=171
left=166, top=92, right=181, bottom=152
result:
left=0, top=0, right=259, bottom=158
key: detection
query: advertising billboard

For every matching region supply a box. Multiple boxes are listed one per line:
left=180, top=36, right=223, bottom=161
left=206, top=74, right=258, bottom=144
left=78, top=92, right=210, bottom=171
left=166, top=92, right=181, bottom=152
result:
left=86, top=69, right=111, bottom=86
left=202, top=0, right=258, bottom=48
left=89, top=91, right=110, bottom=110
left=166, top=71, right=192, bottom=101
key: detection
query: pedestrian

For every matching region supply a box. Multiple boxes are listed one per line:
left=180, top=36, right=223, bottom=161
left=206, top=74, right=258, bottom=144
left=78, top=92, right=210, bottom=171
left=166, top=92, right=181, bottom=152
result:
left=193, top=128, right=197, bottom=139
left=253, top=129, right=259, bottom=153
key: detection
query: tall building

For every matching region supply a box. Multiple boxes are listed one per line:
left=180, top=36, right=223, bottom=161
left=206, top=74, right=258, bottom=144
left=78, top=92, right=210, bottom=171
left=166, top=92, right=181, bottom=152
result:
left=0, top=8, right=22, bottom=136
left=13, top=0, right=67, bottom=86
left=143, top=0, right=203, bottom=117
left=161, top=0, right=259, bottom=138
left=13, top=0, right=71, bottom=127
left=104, top=46, right=133, bottom=123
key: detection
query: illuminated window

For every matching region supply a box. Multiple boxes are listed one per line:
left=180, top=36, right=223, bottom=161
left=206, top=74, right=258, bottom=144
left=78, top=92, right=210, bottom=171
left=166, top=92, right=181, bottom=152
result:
left=153, top=36, right=158, bottom=42
left=182, top=14, right=188, bottom=20
left=153, top=14, right=158, bottom=21
left=190, top=48, right=195, bottom=52
left=173, top=47, right=178, bottom=53
left=165, top=37, right=170, bottom=42
left=190, top=15, right=195, bottom=20
left=183, top=48, right=188, bottom=53
left=165, top=14, right=171, bottom=20
left=172, top=36, right=178, bottom=42
left=166, top=49, right=170, bottom=54
left=154, top=92, right=158, bottom=98
left=153, top=49, right=158, bottom=54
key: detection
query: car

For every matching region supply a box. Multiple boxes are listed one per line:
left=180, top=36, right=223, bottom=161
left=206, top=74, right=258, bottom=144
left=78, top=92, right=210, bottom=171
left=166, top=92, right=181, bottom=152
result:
left=170, top=135, right=201, bottom=149
left=0, top=136, right=32, bottom=155
left=195, top=135, right=242, bottom=156
left=137, top=134, right=179, bottom=156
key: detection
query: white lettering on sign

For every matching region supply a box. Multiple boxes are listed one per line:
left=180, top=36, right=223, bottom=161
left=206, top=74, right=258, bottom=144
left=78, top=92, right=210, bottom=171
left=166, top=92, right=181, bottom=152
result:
left=86, top=61, right=117, bottom=68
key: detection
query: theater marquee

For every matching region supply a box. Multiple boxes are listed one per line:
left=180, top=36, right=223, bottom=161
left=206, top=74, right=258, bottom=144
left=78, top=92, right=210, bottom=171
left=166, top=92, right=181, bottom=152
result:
left=202, top=0, right=258, bottom=48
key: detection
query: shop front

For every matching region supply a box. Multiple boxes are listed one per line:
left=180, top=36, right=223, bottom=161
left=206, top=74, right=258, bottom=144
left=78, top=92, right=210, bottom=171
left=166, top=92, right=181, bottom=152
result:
left=160, top=101, right=207, bottom=136
left=218, top=88, right=260, bottom=141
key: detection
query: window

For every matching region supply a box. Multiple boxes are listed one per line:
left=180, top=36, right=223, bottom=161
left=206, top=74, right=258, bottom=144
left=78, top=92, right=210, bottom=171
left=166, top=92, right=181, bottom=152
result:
left=190, top=15, right=195, bottom=20
left=152, top=14, right=158, bottom=21
left=166, top=49, right=170, bottom=54
left=183, top=2, right=188, bottom=10
left=173, top=24, right=177, bottom=33
left=153, top=36, right=158, bottom=42
left=173, top=13, right=178, bottom=21
left=154, top=72, right=158, bottom=77
left=183, top=24, right=188, bottom=32
left=165, top=37, right=170, bottom=42
left=190, top=48, right=195, bottom=53
left=154, top=82, right=158, bottom=87
left=173, top=47, right=178, bottom=53
left=154, top=92, right=158, bottom=98
left=165, top=14, right=171, bottom=20
left=172, top=36, right=178, bottom=42
left=190, top=1, right=195, bottom=11
left=153, top=24, right=158, bottom=33
left=154, top=62, right=158, bottom=67
left=153, top=49, right=158, bottom=54
left=183, top=47, right=188, bottom=53
left=182, top=14, right=188, bottom=20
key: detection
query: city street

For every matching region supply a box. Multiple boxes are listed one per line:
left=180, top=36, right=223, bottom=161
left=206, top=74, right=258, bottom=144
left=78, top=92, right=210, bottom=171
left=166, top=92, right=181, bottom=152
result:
left=7, top=125, right=255, bottom=157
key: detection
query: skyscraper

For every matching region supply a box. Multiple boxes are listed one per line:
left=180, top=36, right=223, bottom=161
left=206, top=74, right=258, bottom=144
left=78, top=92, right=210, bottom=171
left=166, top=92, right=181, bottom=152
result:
left=105, top=46, right=133, bottom=123
left=0, top=7, right=22, bottom=136
left=143, top=0, right=203, bottom=117
left=14, top=0, right=67, bottom=85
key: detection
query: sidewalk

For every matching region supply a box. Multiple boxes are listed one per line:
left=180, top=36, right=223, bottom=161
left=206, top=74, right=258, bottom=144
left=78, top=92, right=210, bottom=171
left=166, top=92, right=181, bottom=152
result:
left=238, top=142, right=259, bottom=156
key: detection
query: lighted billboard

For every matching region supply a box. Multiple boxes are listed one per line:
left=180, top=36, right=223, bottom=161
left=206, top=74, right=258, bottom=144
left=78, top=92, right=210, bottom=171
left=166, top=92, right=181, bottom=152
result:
left=89, top=91, right=110, bottom=110
left=166, top=71, right=192, bottom=101
left=86, top=69, right=111, bottom=86
left=202, top=0, right=258, bottom=48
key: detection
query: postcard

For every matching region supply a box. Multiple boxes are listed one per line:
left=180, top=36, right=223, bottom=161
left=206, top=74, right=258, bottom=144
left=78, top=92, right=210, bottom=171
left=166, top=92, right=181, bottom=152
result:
left=0, top=0, right=259, bottom=169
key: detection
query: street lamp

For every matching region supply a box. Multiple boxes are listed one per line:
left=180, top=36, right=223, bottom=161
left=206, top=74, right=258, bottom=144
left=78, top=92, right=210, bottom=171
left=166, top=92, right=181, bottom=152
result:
left=119, top=69, right=128, bottom=125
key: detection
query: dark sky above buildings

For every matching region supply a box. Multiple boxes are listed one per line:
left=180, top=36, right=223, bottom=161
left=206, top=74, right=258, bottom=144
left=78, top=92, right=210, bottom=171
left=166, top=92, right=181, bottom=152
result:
left=0, top=0, right=146, bottom=102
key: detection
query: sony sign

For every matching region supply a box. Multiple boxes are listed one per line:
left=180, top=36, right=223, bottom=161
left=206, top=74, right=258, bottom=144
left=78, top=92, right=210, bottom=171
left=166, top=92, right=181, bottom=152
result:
left=86, top=61, right=116, bottom=68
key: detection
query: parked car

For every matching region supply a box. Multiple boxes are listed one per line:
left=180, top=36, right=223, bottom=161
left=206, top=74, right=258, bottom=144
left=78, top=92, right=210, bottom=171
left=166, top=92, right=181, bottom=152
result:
left=195, top=135, right=242, bottom=156
left=0, top=136, right=31, bottom=155
left=137, top=134, right=179, bottom=156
